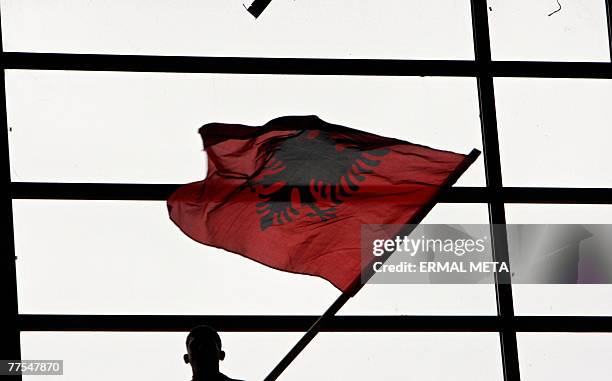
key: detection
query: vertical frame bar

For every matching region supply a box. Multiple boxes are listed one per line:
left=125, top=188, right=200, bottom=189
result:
left=470, top=1, right=521, bottom=380
left=0, top=8, right=23, bottom=379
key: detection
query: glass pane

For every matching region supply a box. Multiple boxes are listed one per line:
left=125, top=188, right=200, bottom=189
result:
left=20, top=331, right=301, bottom=381
left=507, top=204, right=612, bottom=316
left=282, top=333, right=504, bottom=380
left=496, top=78, right=612, bottom=188
left=488, top=0, right=610, bottom=62
left=20, top=332, right=503, bottom=381
left=517, top=333, right=612, bottom=381
left=14, top=200, right=496, bottom=315
left=421, top=203, right=490, bottom=224
left=340, top=284, right=498, bottom=315
left=506, top=204, right=612, bottom=224
left=6, top=70, right=485, bottom=186
left=1, top=0, right=474, bottom=59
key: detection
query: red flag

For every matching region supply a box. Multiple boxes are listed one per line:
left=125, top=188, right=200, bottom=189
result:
left=168, top=115, right=479, bottom=292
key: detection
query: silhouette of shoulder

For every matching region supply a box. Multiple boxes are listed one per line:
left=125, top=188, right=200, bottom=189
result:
left=189, top=373, right=244, bottom=381
left=221, top=373, right=245, bottom=381
left=223, top=377, right=244, bottom=381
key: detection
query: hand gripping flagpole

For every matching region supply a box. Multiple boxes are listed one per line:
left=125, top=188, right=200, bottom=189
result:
left=263, top=149, right=481, bottom=381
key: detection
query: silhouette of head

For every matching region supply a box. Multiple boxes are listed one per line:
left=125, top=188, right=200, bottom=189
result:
left=183, top=325, right=226, bottom=377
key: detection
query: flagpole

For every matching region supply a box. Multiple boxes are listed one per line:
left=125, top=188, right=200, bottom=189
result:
left=263, top=149, right=481, bottom=381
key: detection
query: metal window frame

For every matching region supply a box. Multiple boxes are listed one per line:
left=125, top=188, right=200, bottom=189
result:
left=3, top=1, right=612, bottom=380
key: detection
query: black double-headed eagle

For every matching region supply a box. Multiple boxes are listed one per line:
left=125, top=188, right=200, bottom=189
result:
left=248, top=130, right=388, bottom=230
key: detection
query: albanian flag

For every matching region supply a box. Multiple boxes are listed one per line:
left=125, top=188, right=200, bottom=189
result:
left=168, top=115, right=479, bottom=292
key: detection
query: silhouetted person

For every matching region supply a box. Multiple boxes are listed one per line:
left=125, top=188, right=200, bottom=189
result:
left=184, top=325, right=244, bottom=381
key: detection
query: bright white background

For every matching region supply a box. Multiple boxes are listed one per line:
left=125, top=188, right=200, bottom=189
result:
left=20, top=332, right=505, bottom=381
left=2, top=0, right=611, bottom=380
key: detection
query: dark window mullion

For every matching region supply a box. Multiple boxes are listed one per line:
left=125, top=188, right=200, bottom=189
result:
left=9, top=183, right=612, bottom=203
left=3, top=53, right=611, bottom=78
left=16, top=314, right=612, bottom=332
left=470, top=1, right=521, bottom=380
left=0, top=8, right=23, bottom=381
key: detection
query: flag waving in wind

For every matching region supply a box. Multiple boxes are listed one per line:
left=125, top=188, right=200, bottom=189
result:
left=168, top=115, right=479, bottom=292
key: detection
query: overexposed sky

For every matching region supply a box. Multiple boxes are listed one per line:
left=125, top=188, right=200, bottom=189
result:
left=3, top=0, right=612, bottom=380
left=5, top=71, right=486, bottom=186
left=1, top=0, right=475, bottom=59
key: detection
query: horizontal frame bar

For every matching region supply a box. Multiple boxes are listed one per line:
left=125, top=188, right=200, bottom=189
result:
left=2, top=52, right=612, bottom=78
left=17, top=314, right=612, bottom=333
left=10, top=183, right=612, bottom=204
